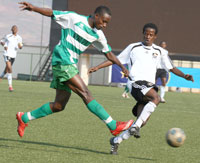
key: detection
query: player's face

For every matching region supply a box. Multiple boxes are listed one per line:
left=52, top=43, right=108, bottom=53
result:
left=160, top=42, right=167, bottom=49
left=11, top=26, right=18, bottom=34
left=143, top=28, right=157, bottom=46
left=94, top=13, right=111, bottom=30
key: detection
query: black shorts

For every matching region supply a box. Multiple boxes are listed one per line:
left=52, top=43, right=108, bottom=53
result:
left=131, top=80, right=158, bottom=102
left=156, top=69, right=167, bottom=79
left=3, top=56, right=15, bottom=65
left=131, top=80, right=158, bottom=117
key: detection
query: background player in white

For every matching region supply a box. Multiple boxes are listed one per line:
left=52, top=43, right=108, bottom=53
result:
left=16, top=2, right=133, bottom=138
left=88, top=23, right=194, bottom=154
left=0, top=25, right=23, bottom=91
left=156, top=41, right=168, bottom=103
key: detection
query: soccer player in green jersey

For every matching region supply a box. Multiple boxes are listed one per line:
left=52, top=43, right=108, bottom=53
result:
left=16, top=2, right=133, bottom=138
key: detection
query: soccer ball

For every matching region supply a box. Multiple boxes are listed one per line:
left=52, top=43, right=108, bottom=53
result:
left=166, top=128, right=186, bottom=147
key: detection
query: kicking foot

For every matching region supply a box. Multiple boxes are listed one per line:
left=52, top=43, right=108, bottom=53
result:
left=110, top=120, right=134, bottom=136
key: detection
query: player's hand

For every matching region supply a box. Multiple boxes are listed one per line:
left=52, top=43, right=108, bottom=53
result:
left=184, top=74, right=194, bottom=82
left=18, top=43, right=23, bottom=49
left=19, top=2, right=34, bottom=11
left=88, top=67, right=99, bottom=74
left=121, top=67, right=129, bottom=77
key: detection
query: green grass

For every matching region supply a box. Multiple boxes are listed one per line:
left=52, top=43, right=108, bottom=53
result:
left=0, top=80, right=200, bottom=163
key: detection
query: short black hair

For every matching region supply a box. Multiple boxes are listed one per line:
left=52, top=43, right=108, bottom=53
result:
left=143, top=23, right=158, bottom=34
left=94, top=6, right=111, bottom=16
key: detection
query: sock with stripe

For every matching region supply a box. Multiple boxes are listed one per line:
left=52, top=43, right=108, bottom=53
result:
left=87, top=100, right=116, bottom=130
left=22, top=102, right=53, bottom=123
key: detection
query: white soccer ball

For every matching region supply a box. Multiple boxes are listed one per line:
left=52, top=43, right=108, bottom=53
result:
left=166, top=128, right=186, bottom=147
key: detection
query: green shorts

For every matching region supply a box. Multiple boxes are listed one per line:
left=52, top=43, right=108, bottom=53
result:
left=50, top=64, right=79, bottom=92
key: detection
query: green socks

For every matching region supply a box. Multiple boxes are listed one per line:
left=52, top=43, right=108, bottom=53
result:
left=22, top=103, right=53, bottom=123
left=21, top=100, right=117, bottom=131
left=87, top=100, right=116, bottom=130
left=125, top=86, right=129, bottom=93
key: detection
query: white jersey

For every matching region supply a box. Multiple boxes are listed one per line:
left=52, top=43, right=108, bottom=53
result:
left=0, top=34, right=22, bottom=58
left=157, top=47, right=168, bottom=69
left=117, top=42, right=174, bottom=84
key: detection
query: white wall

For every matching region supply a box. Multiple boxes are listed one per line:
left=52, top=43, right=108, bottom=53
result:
left=0, top=45, right=50, bottom=79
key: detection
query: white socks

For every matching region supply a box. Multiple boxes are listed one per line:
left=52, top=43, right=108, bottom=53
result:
left=134, top=101, right=156, bottom=128
left=114, top=102, right=157, bottom=144
left=160, top=86, right=165, bottom=99
left=7, top=73, right=12, bottom=87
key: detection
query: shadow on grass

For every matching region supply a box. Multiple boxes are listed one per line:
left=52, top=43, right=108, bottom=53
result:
left=0, top=138, right=156, bottom=161
left=0, top=137, right=109, bottom=155
left=128, top=156, right=156, bottom=161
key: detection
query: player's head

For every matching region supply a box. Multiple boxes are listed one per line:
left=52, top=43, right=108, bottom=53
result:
left=159, top=41, right=167, bottom=49
left=11, top=25, right=18, bottom=34
left=142, top=23, right=158, bottom=46
left=93, top=6, right=111, bottom=30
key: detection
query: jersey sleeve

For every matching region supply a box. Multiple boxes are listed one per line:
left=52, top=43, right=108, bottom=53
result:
left=160, top=49, right=174, bottom=70
left=17, top=36, right=22, bottom=44
left=52, top=10, right=77, bottom=29
left=0, top=35, right=7, bottom=44
left=1, top=35, right=9, bottom=47
left=117, top=44, right=133, bottom=64
left=92, top=30, right=112, bottom=53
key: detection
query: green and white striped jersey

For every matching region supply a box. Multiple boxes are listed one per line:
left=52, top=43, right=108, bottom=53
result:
left=51, top=10, right=112, bottom=66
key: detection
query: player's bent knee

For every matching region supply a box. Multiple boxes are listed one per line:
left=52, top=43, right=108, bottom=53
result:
left=52, top=103, right=65, bottom=112
left=152, top=95, right=160, bottom=105
left=79, top=89, right=92, bottom=102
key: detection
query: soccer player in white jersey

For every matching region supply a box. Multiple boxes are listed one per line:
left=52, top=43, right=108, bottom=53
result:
left=88, top=23, right=194, bottom=154
left=16, top=2, right=133, bottom=138
left=156, top=41, right=168, bottom=103
left=0, top=25, right=23, bottom=91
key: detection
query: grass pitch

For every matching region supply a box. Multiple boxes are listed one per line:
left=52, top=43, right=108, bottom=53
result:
left=0, top=80, right=200, bottom=163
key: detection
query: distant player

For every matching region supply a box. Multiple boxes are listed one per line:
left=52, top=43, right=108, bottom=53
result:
left=156, top=41, right=168, bottom=103
left=16, top=2, right=133, bottom=138
left=122, top=66, right=130, bottom=98
left=88, top=23, right=194, bottom=154
left=122, top=85, right=130, bottom=98
left=0, top=25, right=23, bottom=91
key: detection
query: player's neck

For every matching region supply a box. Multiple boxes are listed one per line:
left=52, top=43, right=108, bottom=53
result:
left=142, top=42, right=153, bottom=47
left=88, top=16, right=95, bottom=28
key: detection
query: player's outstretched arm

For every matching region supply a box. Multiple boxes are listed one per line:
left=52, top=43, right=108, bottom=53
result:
left=88, top=52, right=129, bottom=77
left=19, top=2, right=53, bottom=17
left=88, top=60, right=112, bottom=74
left=170, top=67, right=194, bottom=82
left=105, top=52, right=129, bottom=77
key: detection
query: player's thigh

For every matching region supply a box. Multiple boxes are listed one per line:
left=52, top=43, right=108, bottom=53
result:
left=5, top=61, right=12, bottom=72
left=145, top=88, right=160, bottom=105
left=66, top=74, right=93, bottom=103
left=161, top=77, right=167, bottom=85
left=54, top=89, right=71, bottom=107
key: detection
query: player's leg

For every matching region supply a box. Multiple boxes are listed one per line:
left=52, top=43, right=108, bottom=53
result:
left=66, top=74, right=133, bottom=135
left=110, top=103, right=144, bottom=154
left=5, top=60, right=14, bottom=91
left=17, top=89, right=71, bottom=137
left=129, top=88, right=159, bottom=137
left=122, top=85, right=130, bottom=98
left=23, top=89, right=71, bottom=122
left=160, top=76, right=167, bottom=103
